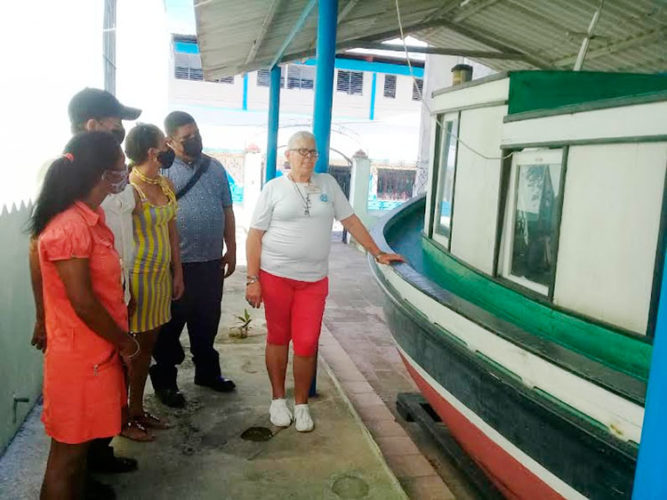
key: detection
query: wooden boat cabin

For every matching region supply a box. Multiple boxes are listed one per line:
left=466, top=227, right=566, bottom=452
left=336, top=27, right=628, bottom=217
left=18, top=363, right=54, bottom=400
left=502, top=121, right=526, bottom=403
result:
left=370, top=70, right=667, bottom=499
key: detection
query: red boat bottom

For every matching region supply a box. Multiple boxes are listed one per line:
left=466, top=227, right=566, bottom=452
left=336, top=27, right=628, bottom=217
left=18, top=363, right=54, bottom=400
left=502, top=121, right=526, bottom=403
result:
left=400, top=352, right=566, bottom=500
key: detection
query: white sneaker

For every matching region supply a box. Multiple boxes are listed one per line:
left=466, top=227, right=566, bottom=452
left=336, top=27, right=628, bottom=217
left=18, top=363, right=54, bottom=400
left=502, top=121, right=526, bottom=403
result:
left=269, top=398, right=292, bottom=427
left=294, top=404, right=314, bottom=432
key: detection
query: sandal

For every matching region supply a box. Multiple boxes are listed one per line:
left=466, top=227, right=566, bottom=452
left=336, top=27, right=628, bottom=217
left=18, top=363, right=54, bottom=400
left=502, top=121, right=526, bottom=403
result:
left=120, top=418, right=155, bottom=442
left=137, top=411, right=170, bottom=430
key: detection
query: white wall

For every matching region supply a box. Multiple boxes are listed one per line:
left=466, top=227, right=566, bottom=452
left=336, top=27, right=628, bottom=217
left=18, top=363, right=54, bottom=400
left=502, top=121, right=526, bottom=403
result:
left=0, top=0, right=105, bottom=205
left=374, top=73, right=423, bottom=120
left=171, top=77, right=244, bottom=109
left=450, top=105, right=507, bottom=274
left=168, top=66, right=424, bottom=165
left=331, top=70, right=373, bottom=118
left=554, top=143, right=667, bottom=334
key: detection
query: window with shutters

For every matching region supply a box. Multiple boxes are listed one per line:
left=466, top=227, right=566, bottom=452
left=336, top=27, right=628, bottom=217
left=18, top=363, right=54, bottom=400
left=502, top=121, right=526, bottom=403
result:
left=215, top=76, right=235, bottom=84
left=174, top=51, right=203, bottom=81
left=286, top=65, right=315, bottom=90
left=173, top=40, right=234, bottom=83
left=412, top=78, right=424, bottom=101
left=383, top=75, right=396, bottom=98
left=257, top=68, right=286, bottom=88
left=103, top=0, right=116, bottom=94
left=336, top=70, right=363, bottom=95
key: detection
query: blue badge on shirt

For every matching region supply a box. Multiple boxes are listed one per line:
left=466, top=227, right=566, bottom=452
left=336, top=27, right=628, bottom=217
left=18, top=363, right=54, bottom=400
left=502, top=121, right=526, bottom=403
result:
left=320, top=193, right=328, bottom=202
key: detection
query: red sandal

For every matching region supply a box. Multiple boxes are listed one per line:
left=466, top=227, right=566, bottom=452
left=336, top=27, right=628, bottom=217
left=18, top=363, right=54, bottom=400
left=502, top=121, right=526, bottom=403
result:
left=120, top=418, right=155, bottom=442
left=137, top=411, right=170, bottom=430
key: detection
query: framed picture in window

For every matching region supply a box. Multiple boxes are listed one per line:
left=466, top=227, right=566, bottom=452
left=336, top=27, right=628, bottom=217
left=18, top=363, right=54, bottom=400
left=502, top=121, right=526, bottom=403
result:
left=498, top=149, right=565, bottom=296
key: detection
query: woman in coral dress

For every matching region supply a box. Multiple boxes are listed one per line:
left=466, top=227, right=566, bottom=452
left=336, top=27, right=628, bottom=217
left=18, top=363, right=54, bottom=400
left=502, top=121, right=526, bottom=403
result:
left=31, top=131, right=140, bottom=499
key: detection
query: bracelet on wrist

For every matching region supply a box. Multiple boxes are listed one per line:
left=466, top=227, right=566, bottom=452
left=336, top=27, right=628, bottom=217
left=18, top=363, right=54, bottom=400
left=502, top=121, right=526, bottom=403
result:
left=126, top=335, right=141, bottom=359
left=246, top=275, right=259, bottom=286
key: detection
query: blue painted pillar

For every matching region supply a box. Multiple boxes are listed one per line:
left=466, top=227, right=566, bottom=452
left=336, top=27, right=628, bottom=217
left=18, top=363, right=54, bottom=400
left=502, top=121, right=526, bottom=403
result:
left=242, top=73, right=249, bottom=111
left=369, top=72, right=377, bottom=120
left=310, top=0, right=338, bottom=397
left=312, top=0, right=338, bottom=173
left=633, top=246, right=667, bottom=499
left=266, top=66, right=281, bottom=183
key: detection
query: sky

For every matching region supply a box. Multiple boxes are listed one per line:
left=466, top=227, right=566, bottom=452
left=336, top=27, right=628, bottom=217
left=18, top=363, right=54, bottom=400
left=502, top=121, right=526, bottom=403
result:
left=165, top=0, right=196, bottom=35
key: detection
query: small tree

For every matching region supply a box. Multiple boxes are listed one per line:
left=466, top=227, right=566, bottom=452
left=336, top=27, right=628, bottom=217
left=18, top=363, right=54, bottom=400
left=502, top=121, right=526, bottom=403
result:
left=231, top=309, right=252, bottom=339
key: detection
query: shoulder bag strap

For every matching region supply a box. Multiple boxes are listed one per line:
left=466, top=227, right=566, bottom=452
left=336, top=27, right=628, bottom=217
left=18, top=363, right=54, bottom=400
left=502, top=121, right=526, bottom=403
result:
left=175, top=155, right=211, bottom=200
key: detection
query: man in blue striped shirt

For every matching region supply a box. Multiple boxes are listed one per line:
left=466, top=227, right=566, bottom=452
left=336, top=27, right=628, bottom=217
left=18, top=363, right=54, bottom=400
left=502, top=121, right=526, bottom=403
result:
left=151, top=111, right=237, bottom=407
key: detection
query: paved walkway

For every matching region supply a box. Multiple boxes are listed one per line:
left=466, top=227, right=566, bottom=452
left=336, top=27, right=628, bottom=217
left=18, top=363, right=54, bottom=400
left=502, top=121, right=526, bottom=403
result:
left=0, top=265, right=406, bottom=500
left=323, top=237, right=476, bottom=500
left=0, top=224, right=476, bottom=500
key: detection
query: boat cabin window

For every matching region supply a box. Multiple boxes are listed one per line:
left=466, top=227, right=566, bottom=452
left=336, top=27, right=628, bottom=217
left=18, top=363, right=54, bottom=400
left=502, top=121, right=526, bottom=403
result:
left=499, top=149, right=564, bottom=295
left=432, top=113, right=459, bottom=249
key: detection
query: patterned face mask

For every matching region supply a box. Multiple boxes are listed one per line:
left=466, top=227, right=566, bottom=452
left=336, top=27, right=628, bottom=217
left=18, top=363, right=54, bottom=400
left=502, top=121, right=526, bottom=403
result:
left=103, top=168, right=129, bottom=194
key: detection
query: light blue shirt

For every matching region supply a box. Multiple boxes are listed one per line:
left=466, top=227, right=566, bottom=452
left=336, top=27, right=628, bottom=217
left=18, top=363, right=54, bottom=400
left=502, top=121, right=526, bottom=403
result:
left=162, top=155, right=233, bottom=263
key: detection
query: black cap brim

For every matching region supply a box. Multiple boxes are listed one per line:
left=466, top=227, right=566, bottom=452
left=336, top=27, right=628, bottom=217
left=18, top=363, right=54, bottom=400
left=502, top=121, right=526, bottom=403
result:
left=120, top=105, right=142, bottom=121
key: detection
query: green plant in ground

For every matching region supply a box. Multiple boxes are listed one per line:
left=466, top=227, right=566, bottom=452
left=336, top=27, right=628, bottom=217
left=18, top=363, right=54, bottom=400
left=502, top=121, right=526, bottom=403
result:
left=231, top=308, right=252, bottom=339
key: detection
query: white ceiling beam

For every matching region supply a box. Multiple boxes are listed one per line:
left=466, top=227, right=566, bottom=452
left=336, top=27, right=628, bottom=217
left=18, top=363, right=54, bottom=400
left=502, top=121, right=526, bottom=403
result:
left=555, top=27, right=667, bottom=67
left=429, top=17, right=551, bottom=69
left=306, top=0, right=361, bottom=51
left=245, top=0, right=282, bottom=65
left=339, top=0, right=361, bottom=22
left=269, top=0, right=317, bottom=68
left=352, top=41, right=524, bottom=59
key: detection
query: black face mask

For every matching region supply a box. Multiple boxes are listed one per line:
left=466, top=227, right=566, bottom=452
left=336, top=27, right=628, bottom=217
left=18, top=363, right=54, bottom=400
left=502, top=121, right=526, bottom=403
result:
left=157, top=148, right=176, bottom=169
left=110, top=127, right=126, bottom=144
left=182, top=134, right=203, bottom=159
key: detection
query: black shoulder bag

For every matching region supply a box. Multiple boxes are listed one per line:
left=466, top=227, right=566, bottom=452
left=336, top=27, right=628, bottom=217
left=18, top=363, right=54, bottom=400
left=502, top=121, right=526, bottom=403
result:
left=175, top=155, right=211, bottom=200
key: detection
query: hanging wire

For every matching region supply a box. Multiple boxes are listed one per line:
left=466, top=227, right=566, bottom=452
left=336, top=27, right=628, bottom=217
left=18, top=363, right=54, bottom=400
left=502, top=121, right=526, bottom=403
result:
left=393, top=0, right=515, bottom=162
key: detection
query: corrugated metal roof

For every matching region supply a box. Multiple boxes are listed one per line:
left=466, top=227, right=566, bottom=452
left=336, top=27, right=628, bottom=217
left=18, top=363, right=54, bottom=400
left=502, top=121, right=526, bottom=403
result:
left=195, top=0, right=667, bottom=78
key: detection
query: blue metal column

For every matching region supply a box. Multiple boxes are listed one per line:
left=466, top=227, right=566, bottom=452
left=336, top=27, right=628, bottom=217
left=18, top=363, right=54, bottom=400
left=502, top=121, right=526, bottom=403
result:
left=310, top=0, right=338, bottom=397
left=242, top=73, right=249, bottom=111
left=369, top=72, right=377, bottom=121
left=312, top=0, right=338, bottom=173
left=265, top=66, right=281, bottom=183
left=633, top=245, right=667, bottom=499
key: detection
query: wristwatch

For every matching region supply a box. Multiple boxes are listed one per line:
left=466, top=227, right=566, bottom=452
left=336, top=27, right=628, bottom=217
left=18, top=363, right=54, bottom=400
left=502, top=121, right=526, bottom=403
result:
left=374, top=251, right=387, bottom=263
left=246, top=275, right=259, bottom=286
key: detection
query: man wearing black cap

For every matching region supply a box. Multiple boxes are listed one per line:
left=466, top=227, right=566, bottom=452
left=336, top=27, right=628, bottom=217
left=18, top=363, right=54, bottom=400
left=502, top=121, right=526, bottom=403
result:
left=67, top=87, right=141, bottom=139
left=29, top=88, right=141, bottom=498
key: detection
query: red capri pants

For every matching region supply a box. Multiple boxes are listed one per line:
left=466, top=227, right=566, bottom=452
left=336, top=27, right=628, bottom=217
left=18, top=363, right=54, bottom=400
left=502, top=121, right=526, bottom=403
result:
left=260, top=270, right=328, bottom=356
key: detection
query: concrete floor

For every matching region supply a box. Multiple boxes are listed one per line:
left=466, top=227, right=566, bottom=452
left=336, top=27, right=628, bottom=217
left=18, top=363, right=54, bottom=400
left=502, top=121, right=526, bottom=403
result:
left=0, top=258, right=406, bottom=500
left=323, top=239, right=476, bottom=500
left=0, top=224, right=476, bottom=500
left=0, top=350, right=405, bottom=499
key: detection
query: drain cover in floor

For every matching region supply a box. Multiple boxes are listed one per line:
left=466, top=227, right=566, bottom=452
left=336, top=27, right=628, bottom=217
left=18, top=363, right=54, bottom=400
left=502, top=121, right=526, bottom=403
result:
left=332, top=475, right=370, bottom=498
left=241, top=426, right=273, bottom=442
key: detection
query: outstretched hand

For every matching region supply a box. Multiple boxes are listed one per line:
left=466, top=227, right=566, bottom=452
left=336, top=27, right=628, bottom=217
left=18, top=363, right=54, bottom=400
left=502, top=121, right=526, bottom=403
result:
left=376, top=252, right=405, bottom=265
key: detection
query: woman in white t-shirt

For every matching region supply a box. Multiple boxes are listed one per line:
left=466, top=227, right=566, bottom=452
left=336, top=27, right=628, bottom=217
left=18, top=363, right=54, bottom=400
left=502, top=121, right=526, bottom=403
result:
left=246, top=131, right=403, bottom=432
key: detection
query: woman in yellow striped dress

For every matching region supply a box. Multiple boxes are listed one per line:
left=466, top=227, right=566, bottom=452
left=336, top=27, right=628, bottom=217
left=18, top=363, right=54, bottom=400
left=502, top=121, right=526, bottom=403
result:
left=123, top=124, right=184, bottom=441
